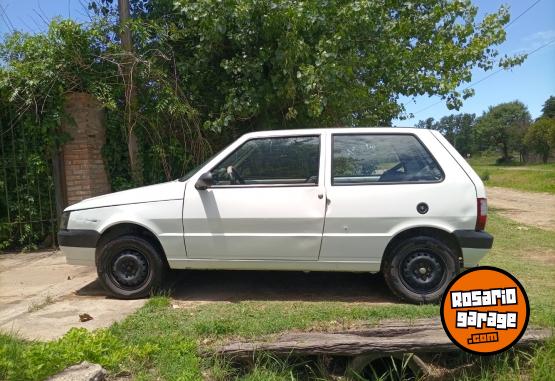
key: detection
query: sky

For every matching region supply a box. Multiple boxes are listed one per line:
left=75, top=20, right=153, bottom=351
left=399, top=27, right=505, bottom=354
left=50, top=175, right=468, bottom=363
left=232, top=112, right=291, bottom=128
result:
left=0, top=0, right=554, bottom=126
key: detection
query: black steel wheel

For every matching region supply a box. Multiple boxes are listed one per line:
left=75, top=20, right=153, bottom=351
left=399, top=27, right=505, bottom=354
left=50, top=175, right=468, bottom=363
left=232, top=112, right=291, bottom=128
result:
left=400, top=251, right=446, bottom=294
left=97, top=235, right=166, bottom=299
left=109, top=250, right=150, bottom=289
left=382, top=236, right=459, bottom=304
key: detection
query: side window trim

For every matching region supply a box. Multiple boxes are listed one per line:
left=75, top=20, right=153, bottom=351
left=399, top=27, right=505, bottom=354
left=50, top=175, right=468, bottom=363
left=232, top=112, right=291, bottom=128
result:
left=330, top=133, right=445, bottom=186
left=210, top=134, right=322, bottom=188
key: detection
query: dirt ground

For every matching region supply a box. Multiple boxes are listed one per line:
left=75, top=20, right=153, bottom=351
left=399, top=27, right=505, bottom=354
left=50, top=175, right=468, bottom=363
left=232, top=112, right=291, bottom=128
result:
left=0, top=250, right=394, bottom=341
left=0, top=251, right=145, bottom=340
left=487, top=186, right=555, bottom=231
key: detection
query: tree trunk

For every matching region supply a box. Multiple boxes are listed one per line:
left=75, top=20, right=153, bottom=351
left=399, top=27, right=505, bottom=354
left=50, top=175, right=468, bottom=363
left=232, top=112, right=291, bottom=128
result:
left=502, top=142, right=509, bottom=162
left=118, top=0, right=143, bottom=185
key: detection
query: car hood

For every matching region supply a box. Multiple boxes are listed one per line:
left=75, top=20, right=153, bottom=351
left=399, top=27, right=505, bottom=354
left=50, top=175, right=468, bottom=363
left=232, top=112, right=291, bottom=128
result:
left=65, top=180, right=187, bottom=211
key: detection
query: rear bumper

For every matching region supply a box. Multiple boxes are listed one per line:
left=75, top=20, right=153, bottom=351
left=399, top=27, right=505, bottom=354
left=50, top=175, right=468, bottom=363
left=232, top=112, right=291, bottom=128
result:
left=453, top=230, right=493, bottom=249
left=453, top=230, right=494, bottom=268
left=58, top=229, right=99, bottom=266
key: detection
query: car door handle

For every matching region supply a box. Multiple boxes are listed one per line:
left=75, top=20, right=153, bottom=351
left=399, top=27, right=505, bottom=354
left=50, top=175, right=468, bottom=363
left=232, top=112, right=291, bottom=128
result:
left=318, top=193, right=324, bottom=199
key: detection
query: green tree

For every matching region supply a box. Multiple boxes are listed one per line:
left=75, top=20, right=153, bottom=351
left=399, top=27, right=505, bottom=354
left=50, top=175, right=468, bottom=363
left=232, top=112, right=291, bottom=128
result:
left=415, top=118, right=436, bottom=131
left=416, top=114, right=476, bottom=156
left=475, top=101, right=531, bottom=163
left=525, top=118, right=555, bottom=163
left=127, top=0, right=523, bottom=133
left=541, top=96, right=555, bottom=118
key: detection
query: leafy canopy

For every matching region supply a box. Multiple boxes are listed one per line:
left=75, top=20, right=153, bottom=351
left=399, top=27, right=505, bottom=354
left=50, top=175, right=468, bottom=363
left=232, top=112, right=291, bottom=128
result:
left=524, top=118, right=555, bottom=163
left=541, top=96, right=555, bottom=119
left=475, top=101, right=531, bottom=161
left=416, top=113, right=476, bottom=155
left=169, top=0, right=523, bottom=130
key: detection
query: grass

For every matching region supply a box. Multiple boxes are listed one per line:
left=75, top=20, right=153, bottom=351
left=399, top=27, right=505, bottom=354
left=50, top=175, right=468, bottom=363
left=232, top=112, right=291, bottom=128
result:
left=482, top=213, right=555, bottom=327
left=1, top=213, right=554, bottom=380
left=468, top=154, right=555, bottom=194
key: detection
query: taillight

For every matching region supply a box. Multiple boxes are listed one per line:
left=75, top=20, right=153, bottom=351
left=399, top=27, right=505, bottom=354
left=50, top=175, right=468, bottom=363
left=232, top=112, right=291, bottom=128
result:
left=476, top=198, right=488, bottom=231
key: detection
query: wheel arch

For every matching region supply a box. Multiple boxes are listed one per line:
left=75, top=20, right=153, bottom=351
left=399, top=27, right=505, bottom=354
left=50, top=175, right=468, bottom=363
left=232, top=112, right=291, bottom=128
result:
left=381, top=226, right=462, bottom=271
left=95, top=222, right=169, bottom=268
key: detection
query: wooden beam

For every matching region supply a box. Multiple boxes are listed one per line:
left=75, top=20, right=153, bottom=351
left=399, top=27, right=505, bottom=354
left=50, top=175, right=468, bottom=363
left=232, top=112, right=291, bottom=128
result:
left=214, top=320, right=552, bottom=358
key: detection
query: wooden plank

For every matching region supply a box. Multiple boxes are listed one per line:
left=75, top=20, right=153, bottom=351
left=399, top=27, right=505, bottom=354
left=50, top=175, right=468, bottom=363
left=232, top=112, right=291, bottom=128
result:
left=215, top=322, right=552, bottom=358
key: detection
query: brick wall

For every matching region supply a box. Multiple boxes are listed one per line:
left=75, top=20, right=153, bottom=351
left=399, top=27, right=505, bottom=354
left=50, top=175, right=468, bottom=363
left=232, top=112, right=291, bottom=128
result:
left=62, top=92, right=111, bottom=206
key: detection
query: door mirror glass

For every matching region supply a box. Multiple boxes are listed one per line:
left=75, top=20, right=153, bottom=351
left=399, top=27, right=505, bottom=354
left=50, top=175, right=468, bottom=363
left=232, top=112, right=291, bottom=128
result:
left=195, top=172, right=213, bottom=190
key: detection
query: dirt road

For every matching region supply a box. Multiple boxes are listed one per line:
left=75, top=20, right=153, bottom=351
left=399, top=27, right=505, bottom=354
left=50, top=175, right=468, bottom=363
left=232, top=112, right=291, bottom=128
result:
left=0, top=251, right=145, bottom=340
left=487, top=187, right=555, bottom=231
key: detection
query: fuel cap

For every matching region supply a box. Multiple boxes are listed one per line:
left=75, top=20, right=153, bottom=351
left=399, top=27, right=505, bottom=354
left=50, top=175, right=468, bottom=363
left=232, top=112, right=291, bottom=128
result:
left=417, top=202, right=429, bottom=214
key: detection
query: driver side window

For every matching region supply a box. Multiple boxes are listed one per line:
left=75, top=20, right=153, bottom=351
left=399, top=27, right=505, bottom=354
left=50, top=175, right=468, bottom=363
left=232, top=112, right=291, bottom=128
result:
left=211, top=136, right=320, bottom=186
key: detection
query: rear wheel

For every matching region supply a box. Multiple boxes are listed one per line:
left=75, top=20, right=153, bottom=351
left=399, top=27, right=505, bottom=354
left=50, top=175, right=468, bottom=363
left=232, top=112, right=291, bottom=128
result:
left=97, top=235, right=166, bottom=299
left=382, top=236, right=459, bottom=304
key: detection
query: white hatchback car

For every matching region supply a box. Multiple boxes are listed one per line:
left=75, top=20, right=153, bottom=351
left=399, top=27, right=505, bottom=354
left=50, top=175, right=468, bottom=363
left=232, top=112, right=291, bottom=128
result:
left=59, top=128, right=493, bottom=303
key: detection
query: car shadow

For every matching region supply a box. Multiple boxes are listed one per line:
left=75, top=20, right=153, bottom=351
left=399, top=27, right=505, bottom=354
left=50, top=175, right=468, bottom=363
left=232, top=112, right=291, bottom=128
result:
left=75, top=270, right=399, bottom=303
left=167, top=270, right=398, bottom=303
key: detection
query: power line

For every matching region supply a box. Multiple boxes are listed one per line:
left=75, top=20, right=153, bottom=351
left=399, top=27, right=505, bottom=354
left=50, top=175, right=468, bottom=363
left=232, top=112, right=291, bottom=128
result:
left=411, top=37, right=555, bottom=116
left=410, top=0, right=546, bottom=117
left=506, top=0, right=542, bottom=29
left=0, top=4, right=15, bottom=33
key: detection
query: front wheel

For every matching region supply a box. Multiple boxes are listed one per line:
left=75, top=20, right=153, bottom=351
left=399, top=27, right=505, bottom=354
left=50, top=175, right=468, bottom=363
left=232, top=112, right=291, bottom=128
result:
left=97, top=235, right=166, bottom=299
left=382, top=236, right=459, bottom=304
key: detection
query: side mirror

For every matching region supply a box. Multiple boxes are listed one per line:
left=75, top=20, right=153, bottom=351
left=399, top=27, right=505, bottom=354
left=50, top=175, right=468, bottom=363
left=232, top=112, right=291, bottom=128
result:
left=195, top=172, right=213, bottom=190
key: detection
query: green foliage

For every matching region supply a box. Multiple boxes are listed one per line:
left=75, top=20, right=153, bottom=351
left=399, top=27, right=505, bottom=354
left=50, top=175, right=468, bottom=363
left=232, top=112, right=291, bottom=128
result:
left=168, top=0, right=519, bottom=129
left=416, top=113, right=476, bottom=156
left=0, top=106, right=58, bottom=250
left=475, top=101, right=532, bottom=162
left=94, top=0, right=524, bottom=131
left=541, top=96, right=555, bottom=119
left=0, top=20, right=115, bottom=250
left=0, top=328, right=159, bottom=381
left=524, top=118, right=555, bottom=163
left=0, top=19, right=112, bottom=138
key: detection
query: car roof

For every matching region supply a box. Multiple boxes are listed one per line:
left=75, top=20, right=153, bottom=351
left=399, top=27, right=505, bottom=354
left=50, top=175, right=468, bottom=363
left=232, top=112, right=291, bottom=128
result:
left=242, top=127, right=424, bottom=138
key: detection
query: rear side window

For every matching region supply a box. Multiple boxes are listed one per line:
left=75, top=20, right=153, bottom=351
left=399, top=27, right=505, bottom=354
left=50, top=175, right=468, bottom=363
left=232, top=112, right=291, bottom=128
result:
left=332, top=134, right=443, bottom=185
left=212, top=136, right=320, bottom=185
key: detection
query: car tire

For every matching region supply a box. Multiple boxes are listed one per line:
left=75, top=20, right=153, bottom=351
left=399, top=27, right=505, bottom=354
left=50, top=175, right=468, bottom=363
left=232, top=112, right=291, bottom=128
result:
left=97, top=235, right=166, bottom=299
left=382, top=236, right=459, bottom=304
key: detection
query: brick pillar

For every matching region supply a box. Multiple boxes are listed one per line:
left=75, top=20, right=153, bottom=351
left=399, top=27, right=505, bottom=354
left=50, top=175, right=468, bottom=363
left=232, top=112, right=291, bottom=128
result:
left=62, top=92, right=111, bottom=206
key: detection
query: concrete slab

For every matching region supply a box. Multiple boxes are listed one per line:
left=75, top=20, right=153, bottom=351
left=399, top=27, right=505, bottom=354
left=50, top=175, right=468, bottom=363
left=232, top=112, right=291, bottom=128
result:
left=0, top=251, right=145, bottom=341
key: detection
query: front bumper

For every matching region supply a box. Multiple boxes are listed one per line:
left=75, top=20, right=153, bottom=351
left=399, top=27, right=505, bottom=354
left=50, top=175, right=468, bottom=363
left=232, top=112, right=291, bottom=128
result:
left=58, top=229, right=100, bottom=266
left=60, top=246, right=96, bottom=266
left=58, top=229, right=100, bottom=248
left=453, top=230, right=494, bottom=268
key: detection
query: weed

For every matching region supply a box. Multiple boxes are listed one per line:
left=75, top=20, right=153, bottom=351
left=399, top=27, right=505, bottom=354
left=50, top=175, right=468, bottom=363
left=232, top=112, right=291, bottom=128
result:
left=27, top=295, right=54, bottom=313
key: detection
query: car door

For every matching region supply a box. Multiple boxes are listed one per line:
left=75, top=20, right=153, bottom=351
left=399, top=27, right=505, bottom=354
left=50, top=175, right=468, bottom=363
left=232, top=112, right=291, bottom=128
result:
left=319, top=132, right=470, bottom=265
left=183, top=134, right=326, bottom=260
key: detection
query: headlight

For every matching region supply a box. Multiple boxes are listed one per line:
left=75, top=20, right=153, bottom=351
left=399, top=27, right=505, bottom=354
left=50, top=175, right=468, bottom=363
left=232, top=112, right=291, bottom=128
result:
left=60, top=212, right=71, bottom=230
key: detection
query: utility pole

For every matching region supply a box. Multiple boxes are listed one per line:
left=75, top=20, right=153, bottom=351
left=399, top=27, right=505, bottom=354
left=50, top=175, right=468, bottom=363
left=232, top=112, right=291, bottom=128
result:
left=118, top=0, right=143, bottom=185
